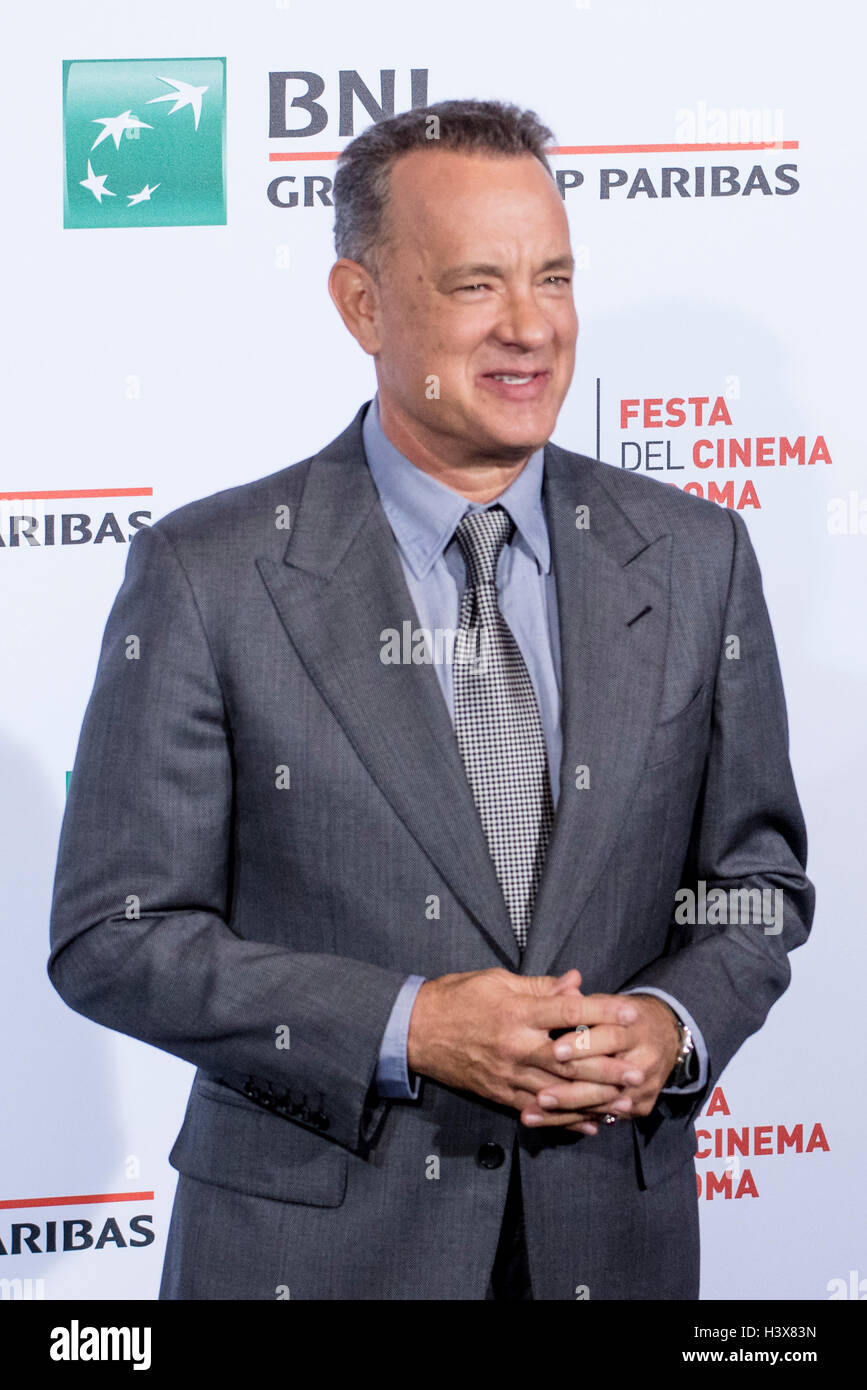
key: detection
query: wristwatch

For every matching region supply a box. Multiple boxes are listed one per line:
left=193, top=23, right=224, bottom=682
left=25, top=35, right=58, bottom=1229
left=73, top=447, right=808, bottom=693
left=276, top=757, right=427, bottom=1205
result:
left=666, top=1015, right=697, bottom=1088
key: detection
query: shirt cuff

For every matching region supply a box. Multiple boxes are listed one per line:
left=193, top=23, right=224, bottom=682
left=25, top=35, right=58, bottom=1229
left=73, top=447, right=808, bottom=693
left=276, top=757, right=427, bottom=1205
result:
left=623, top=986, right=709, bottom=1093
left=374, top=974, right=426, bottom=1099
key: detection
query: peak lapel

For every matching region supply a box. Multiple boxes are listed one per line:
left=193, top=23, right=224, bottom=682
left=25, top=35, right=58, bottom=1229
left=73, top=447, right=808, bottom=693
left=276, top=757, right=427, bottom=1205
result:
left=522, top=444, right=673, bottom=978
left=256, top=406, right=519, bottom=967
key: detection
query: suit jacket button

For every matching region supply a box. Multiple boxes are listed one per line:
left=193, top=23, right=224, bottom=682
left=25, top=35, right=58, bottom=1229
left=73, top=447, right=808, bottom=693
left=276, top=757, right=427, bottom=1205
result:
left=477, top=1142, right=505, bottom=1170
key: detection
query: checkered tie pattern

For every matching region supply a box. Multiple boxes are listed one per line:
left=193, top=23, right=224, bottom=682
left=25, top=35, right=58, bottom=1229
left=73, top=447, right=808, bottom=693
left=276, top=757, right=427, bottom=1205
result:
left=452, top=506, right=555, bottom=949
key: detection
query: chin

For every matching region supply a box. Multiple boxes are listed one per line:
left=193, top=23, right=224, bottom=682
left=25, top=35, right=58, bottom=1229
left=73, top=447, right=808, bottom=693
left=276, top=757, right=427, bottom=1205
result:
left=481, top=410, right=555, bottom=452
left=485, top=434, right=549, bottom=461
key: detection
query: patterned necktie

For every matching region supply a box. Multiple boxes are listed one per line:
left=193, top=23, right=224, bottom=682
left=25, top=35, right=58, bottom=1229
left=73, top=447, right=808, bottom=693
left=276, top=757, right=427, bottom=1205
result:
left=452, top=506, right=554, bottom=949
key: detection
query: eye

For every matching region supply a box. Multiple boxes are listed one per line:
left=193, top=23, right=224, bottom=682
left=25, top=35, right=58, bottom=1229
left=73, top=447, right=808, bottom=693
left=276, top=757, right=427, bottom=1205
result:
left=456, top=283, right=489, bottom=293
left=545, top=275, right=571, bottom=286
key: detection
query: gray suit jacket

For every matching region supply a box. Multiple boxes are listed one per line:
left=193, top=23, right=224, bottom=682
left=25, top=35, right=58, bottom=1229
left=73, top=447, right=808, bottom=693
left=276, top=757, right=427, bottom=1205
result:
left=48, top=400, right=814, bottom=1300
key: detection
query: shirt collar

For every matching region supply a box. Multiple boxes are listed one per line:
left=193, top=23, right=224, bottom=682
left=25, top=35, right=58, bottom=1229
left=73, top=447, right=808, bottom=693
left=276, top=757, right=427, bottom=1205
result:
left=361, top=390, right=550, bottom=581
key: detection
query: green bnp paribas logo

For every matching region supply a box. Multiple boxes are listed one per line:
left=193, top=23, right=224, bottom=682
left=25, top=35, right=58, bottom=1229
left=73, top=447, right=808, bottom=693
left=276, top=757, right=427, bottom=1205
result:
left=63, top=57, right=226, bottom=229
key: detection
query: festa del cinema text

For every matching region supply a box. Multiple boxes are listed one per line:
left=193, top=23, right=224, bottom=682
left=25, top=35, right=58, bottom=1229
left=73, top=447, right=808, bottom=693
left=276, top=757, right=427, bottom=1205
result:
left=618, top=394, right=831, bottom=510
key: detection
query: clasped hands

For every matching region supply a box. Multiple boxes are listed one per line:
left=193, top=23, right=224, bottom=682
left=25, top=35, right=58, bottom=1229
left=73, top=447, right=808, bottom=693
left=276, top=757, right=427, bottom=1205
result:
left=406, top=966, right=681, bottom=1135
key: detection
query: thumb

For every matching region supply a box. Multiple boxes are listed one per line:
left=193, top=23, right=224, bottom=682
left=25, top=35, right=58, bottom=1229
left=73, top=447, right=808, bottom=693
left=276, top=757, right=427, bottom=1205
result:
left=552, top=968, right=583, bottom=994
left=528, top=968, right=583, bottom=996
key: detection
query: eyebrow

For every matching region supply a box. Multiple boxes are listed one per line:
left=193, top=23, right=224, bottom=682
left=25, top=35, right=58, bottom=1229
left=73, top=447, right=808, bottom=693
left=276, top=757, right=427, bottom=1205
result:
left=440, top=254, right=575, bottom=282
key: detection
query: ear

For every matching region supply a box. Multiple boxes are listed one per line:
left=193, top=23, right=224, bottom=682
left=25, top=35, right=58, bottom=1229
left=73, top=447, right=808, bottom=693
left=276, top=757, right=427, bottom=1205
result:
left=328, top=258, right=382, bottom=356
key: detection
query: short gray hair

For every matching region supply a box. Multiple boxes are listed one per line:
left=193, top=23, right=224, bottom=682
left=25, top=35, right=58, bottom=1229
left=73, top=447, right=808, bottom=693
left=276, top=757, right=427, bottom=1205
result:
left=332, top=98, right=556, bottom=281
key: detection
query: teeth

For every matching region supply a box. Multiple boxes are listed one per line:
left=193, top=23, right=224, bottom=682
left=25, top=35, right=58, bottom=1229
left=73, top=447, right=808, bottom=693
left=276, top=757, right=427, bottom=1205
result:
left=491, top=374, right=534, bottom=383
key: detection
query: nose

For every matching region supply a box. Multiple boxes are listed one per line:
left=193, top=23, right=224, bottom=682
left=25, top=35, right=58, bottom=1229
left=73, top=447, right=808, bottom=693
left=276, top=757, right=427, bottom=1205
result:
left=494, top=285, right=554, bottom=349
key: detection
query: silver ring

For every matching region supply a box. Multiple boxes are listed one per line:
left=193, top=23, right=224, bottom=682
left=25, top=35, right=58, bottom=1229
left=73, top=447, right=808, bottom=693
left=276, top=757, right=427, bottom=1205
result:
left=602, top=1113, right=618, bottom=1125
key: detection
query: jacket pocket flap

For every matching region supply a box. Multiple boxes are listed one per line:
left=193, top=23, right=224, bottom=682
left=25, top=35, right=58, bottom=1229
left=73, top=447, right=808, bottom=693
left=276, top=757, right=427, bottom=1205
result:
left=169, top=1078, right=347, bottom=1207
left=632, top=1116, right=699, bottom=1190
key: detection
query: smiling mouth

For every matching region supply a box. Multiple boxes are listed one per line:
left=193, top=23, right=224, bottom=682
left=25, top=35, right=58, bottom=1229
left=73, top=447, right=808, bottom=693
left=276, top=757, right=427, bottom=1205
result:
left=483, top=371, right=548, bottom=384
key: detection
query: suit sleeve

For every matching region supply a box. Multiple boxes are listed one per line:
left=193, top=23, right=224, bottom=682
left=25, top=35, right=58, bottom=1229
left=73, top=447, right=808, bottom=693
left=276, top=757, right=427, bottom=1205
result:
left=622, top=507, right=815, bottom=1120
left=48, top=521, right=408, bottom=1154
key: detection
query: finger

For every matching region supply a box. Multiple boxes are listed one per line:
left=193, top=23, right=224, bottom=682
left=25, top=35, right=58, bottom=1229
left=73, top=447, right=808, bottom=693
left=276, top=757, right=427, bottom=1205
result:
left=519, top=969, right=584, bottom=1000
left=566, top=1098, right=636, bottom=1116
left=511, top=1082, right=602, bottom=1118
left=536, top=1080, right=628, bottom=1114
left=564, top=1119, right=600, bottom=1135
left=543, top=1097, right=634, bottom=1122
left=513, top=1064, right=593, bottom=1097
left=537, top=1054, right=645, bottom=1088
left=550, top=969, right=583, bottom=994
left=521, top=1101, right=628, bottom=1129
left=551, top=1023, right=634, bottom=1061
left=525, top=991, right=638, bottom=1035
left=533, top=1023, right=635, bottom=1067
left=513, top=1090, right=602, bottom=1133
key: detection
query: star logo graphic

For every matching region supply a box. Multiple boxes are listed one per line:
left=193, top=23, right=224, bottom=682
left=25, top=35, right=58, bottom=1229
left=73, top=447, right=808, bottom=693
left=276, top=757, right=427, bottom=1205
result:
left=64, top=58, right=226, bottom=229
left=146, top=76, right=209, bottom=131
left=79, top=160, right=115, bottom=202
left=127, top=183, right=161, bottom=206
left=90, top=110, right=153, bottom=151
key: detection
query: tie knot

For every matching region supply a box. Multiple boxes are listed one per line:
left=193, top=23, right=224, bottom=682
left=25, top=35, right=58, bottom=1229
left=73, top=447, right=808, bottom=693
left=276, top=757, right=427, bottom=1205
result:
left=453, top=505, right=515, bottom=589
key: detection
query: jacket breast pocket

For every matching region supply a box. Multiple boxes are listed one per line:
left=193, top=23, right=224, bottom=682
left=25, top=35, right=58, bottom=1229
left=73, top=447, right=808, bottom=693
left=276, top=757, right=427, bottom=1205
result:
left=643, top=682, right=711, bottom=769
left=168, top=1077, right=347, bottom=1207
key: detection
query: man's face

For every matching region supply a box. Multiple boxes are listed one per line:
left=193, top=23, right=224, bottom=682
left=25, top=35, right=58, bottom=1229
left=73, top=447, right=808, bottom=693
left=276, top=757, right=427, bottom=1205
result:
left=367, top=148, right=578, bottom=467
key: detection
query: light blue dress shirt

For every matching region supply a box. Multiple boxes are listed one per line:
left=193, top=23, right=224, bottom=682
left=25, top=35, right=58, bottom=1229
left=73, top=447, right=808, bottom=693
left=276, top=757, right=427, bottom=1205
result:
left=362, top=392, right=707, bottom=1101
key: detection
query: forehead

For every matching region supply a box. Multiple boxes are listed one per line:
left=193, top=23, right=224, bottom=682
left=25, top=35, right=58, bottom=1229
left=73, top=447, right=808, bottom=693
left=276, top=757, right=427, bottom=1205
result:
left=384, top=147, right=567, bottom=258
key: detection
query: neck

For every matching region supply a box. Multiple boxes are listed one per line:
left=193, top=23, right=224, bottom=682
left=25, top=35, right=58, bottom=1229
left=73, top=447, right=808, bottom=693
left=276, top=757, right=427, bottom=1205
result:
left=376, top=394, right=533, bottom=503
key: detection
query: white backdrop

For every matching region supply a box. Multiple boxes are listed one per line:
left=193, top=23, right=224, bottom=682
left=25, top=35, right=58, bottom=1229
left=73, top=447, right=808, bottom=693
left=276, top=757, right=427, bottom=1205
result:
left=2, top=0, right=864, bottom=1301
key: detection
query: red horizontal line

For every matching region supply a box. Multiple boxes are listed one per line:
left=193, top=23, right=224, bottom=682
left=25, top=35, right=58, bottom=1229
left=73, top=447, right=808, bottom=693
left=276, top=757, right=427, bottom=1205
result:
left=0, top=487, right=153, bottom=501
left=270, top=150, right=343, bottom=161
left=269, top=140, right=798, bottom=162
left=0, top=1191, right=154, bottom=1210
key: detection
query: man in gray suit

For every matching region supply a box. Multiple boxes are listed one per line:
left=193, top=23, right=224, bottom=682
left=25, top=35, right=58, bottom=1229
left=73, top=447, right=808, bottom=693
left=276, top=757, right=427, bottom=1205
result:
left=49, top=99, right=814, bottom=1300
